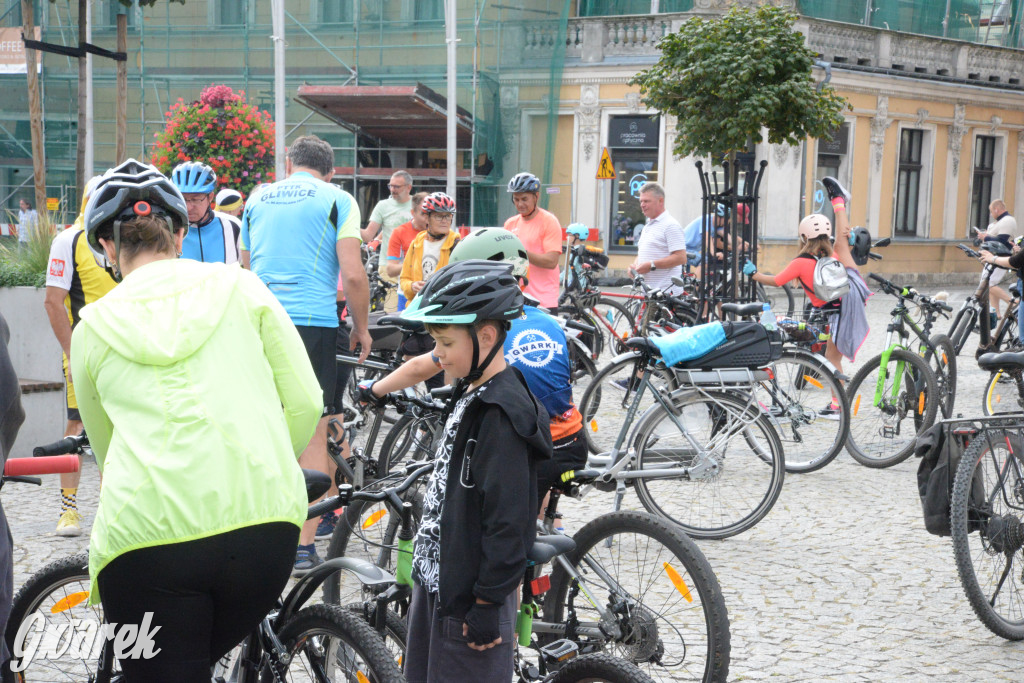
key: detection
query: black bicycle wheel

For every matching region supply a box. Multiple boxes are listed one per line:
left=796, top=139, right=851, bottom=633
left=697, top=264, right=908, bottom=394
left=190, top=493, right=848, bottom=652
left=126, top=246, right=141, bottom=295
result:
left=548, top=651, right=656, bottom=683
left=345, top=602, right=408, bottom=671
left=569, top=338, right=599, bottom=387
left=376, top=412, right=441, bottom=476
left=595, top=298, right=637, bottom=356
left=753, top=350, right=850, bottom=474
left=542, top=511, right=730, bottom=683
left=923, top=334, right=957, bottom=418
left=846, top=348, right=939, bottom=468
left=4, top=552, right=118, bottom=682
left=567, top=309, right=604, bottom=361
left=577, top=353, right=679, bottom=456
left=275, top=604, right=405, bottom=682
left=950, top=432, right=1024, bottom=640
left=632, top=390, right=785, bottom=539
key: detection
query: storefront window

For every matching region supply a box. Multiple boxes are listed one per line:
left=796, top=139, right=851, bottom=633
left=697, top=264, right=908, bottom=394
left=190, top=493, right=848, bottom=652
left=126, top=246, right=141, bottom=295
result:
left=607, top=115, right=659, bottom=251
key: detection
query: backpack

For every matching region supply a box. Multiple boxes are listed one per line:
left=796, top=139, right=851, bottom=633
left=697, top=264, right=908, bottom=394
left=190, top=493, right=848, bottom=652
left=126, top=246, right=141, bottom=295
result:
left=810, top=256, right=850, bottom=302
left=914, top=422, right=987, bottom=537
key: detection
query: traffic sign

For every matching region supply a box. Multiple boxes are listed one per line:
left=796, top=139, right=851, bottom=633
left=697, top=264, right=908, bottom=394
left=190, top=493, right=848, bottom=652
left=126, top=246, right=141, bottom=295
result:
left=46, top=197, right=59, bottom=211
left=596, top=147, right=616, bottom=180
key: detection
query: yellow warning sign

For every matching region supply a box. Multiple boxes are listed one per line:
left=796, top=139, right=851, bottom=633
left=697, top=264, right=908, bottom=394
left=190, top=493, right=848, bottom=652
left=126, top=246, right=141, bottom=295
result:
left=596, top=147, right=616, bottom=180
left=46, top=197, right=59, bottom=211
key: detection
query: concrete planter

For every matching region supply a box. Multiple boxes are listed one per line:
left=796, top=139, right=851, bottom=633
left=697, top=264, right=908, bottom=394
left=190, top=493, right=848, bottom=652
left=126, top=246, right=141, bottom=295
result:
left=0, top=286, right=65, bottom=458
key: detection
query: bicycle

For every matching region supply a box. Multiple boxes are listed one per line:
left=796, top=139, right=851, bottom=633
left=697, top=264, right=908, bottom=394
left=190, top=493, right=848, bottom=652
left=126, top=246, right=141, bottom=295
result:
left=948, top=241, right=1014, bottom=356
left=577, top=321, right=786, bottom=539
left=323, top=460, right=729, bottom=682
left=4, top=435, right=405, bottom=683
left=945, top=400, right=1024, bottom=640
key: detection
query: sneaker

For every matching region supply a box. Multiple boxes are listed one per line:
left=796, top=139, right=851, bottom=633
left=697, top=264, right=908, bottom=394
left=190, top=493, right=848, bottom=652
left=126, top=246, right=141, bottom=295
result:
left=818, top=402, right=842, bottom=420
left=293, top=547, right=323, bottom=577
left=55, top=510, right=83, bottom=537
left=611, top=378, right=631, bottom=391
left=315, top=512, right=338, bottom=540
left=821, top=176, right=851, bottom=208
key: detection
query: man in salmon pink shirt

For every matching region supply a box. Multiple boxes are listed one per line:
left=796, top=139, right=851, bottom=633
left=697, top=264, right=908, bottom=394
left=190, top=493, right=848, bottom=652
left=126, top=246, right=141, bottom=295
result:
left=503, top=172, right=563, bottom=308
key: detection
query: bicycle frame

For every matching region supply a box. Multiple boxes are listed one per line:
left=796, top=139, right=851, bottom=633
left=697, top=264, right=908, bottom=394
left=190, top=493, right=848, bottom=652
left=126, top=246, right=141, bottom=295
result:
left=873, top=302, right=932, bottom=408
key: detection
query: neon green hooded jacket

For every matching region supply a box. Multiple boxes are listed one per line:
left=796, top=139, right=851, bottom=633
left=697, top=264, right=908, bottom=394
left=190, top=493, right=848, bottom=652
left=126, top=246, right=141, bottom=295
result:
left=70, top=258, right=323, bottom=604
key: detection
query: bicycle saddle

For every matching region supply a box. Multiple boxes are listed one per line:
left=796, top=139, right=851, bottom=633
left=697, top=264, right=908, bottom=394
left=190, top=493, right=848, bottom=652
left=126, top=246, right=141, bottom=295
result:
left=978, top=351, right=1024, bottom=373
left=302, top=468, right=332, bottom=504
left=528, top=534, right=577, bottom=564
left=721, top=302, right=763, bottom=318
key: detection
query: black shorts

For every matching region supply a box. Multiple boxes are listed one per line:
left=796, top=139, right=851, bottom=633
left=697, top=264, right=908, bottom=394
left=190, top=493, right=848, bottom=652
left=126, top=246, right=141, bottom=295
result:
left=295, top=325, right=338, bottom=415
left=536, top=429, right=588, bottom=498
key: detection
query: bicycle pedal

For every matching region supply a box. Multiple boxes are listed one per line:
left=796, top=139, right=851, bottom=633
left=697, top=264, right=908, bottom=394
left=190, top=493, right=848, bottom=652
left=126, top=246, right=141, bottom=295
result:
left=539, top=638, right=579, bottom=665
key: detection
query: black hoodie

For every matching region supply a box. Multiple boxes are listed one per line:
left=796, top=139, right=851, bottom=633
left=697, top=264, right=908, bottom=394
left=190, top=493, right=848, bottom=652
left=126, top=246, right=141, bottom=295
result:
left=434, top=365, right=552, bottom=618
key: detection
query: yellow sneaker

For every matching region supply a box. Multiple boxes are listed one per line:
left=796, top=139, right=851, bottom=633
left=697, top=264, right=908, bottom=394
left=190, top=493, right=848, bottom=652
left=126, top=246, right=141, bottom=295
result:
left=55, top=510, right=83, bottom=537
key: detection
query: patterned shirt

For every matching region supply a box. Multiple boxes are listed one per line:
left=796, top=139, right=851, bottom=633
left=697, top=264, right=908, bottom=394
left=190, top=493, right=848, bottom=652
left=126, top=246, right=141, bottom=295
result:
left=411, top=384, right=487, bottom=593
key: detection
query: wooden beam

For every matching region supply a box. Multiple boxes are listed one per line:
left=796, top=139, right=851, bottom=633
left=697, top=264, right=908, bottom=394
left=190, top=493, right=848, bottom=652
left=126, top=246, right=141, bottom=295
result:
left=115, top=13, right=127, bottom=164
left=22, top=0, right=45, bottom=215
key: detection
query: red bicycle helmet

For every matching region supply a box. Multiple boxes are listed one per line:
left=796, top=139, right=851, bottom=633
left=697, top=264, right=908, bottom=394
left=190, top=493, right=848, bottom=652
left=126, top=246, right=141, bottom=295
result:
left=421, top=192, right=456, bottom=214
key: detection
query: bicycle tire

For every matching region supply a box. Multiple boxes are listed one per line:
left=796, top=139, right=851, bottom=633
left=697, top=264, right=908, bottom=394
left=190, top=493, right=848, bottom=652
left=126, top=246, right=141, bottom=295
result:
left=595, top=298, right=637, bottom=356
left=631, top=389, right=785, bottom=539
left=3, top=552, right=118, bottom=682
left=274, top=603, right=405, bottom=682
left=376, top=412, right=441, bottom=476
left=548, top=651, right=656, bottom=683
left=344, top=602, right=408, bottom=670
left=923, top=334, right=957, bottom=419
left=950, top=433, right=1024, bottom=640
left=754, top=349, right=850, bottom=474
left=846, top=348, right=939, bottom=468
left=569, top=338, right=599, bottom=387
left=950, top=307, right=977, bottom=356
left=322, top=484, right=425, bottom=606
left=567, top=309, right=604, bottom=361
left=541, top=511, right=730, bottom=683
left=577, top=353, right=679, bottom=456
left=982, top=370, right=1024, bottom=415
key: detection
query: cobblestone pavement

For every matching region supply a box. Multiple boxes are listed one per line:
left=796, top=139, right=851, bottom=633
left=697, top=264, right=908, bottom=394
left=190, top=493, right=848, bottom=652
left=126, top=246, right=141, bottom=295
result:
left=7, top=283, right=1024, bottom=680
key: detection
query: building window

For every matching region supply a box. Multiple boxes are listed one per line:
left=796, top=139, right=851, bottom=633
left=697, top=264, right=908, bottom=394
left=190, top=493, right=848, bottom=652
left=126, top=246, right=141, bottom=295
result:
left=814, top=123, right=851, bottom=226
left=218, top=0, right=245, bottom=26
left=970, top=135, right=997, bottom=235
left=895, top=128, right=924, bottom=236
left=607, top=115, right=659, bottom=251
left=414, top=0, right=443, bottom=21
left=320, top=1, right=352, bottom=24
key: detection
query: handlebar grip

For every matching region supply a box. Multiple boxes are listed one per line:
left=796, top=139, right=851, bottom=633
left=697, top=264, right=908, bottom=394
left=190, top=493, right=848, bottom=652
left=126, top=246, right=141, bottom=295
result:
left=867, top=273, right=886, bottom=284
left=940, top=301, right=953, bottom=312
left=32, top=436, right=82, bottom=457
left=565, top=319, right=596, bottom=333
left=5, top=455, right=80, bottom=477
left=867, top=252, right=882, bottom=261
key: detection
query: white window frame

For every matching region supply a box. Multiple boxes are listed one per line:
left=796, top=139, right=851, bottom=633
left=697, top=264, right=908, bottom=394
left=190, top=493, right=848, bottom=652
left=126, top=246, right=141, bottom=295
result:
left=892, top=123, right=936, bottom=238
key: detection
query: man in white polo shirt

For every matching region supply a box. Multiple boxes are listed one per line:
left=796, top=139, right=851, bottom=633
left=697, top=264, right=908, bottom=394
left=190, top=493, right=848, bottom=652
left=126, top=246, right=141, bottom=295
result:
left=629, top=182, right=686, bottom=292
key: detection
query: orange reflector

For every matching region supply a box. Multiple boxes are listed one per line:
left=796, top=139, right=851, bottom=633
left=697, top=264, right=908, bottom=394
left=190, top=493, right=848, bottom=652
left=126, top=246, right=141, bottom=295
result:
left=357, top=672, right=371, bottom=683
left=853, top=394, right=861, bottom=416
left=766, top=368, right=775, bottom=380
left=802, top=375, right=823, bottom=389
left=996, top=396, right=1002, bottom=404
left=530, top=574, right=552, bottom=595
left=590, top=419, right=598, bottom=433
left=663, top=562, right=693, bottom=602
left=918, top=392, right=925, bottom=414
left=362, top=509, right=387, bottom=530
left=51, top=591, right=89, bottom=613
left=941, top=353, right=948, bottom=365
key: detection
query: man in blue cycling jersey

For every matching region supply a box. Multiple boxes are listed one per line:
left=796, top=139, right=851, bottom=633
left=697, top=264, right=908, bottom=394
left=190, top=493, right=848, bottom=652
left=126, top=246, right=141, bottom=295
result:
left=240, top=135, right=372, bottom=574
left=171, top=161, right=241, bottom=264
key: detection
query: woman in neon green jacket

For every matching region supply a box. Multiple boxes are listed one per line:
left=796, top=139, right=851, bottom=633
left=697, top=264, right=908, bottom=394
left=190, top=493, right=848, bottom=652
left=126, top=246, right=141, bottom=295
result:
left=69, top=161, right=323, bottom=681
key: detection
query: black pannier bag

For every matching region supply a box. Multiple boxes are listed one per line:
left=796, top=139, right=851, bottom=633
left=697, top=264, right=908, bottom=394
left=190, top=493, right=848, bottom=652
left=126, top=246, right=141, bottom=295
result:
left=674, top=321, right=783, bottom=371
left=914, top=421, right=986, bottom=537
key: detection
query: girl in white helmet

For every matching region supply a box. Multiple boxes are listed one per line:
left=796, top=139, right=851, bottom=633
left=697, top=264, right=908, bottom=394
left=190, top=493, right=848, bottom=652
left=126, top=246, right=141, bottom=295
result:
left=744, top=180, right=868, bottom=393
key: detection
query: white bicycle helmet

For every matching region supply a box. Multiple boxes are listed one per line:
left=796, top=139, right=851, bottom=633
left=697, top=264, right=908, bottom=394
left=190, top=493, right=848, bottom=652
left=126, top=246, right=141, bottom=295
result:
left=798, top=214, right=832, bottom=242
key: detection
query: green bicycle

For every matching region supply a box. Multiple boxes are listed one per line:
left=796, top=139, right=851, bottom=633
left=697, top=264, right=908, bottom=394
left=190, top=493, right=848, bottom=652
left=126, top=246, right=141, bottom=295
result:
left=845, top=274, right=949, bottom=468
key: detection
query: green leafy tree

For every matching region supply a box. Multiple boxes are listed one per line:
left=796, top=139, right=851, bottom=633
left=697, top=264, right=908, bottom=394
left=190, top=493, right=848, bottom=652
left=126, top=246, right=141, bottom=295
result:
left=631, top=4, right=847, bottom=161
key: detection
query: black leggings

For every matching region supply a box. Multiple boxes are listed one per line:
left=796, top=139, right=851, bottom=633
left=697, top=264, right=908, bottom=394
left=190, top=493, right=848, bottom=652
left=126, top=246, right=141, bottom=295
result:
left=97, top=522, right=298, bottom=683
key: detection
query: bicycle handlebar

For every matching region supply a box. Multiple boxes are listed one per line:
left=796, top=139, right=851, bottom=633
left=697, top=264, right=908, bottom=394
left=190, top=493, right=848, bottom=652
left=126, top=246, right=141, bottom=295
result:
left=33, top=434, right=88, bottom=458
left=331, top=461, right=436, bottom=514
left=5, top=455, right=80, bottom=477
left=868, top=273, right=953, bottom=312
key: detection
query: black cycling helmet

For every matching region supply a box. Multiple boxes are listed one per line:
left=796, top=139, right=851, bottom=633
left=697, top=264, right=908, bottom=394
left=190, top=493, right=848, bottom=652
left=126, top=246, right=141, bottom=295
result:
left=85, top=160, right=189, bottom=277
left=850, top=227, right=872, bottom=266
left=402, top=260, right=523, bottom=385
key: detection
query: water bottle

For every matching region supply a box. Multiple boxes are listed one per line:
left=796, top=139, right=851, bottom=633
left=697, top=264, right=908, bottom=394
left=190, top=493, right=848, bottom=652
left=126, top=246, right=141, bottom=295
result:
left=759, top=303, right=777, bottom=331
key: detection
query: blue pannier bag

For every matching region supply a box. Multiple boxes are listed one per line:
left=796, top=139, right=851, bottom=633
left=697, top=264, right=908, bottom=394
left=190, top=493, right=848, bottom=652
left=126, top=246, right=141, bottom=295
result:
left=650, top=322, right=726, bottom=368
